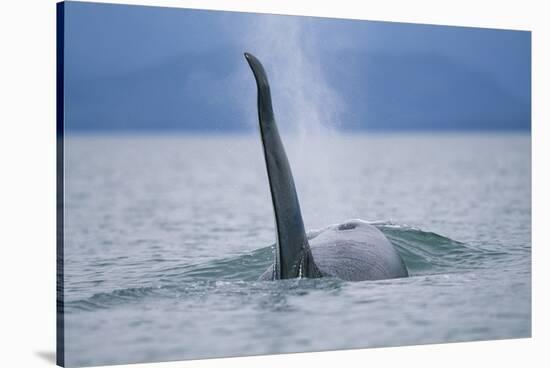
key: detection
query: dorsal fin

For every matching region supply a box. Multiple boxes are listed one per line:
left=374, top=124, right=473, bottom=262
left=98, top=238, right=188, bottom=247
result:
left=244, top=52, right=320, bottom=279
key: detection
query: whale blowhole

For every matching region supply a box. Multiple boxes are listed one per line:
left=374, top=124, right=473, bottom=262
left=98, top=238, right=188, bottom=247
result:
left=337, top=222, right=358, bottom=231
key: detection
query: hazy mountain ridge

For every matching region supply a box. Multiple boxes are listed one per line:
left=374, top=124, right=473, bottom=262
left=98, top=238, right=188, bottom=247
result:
left=65, top=49, right=530, bottom=132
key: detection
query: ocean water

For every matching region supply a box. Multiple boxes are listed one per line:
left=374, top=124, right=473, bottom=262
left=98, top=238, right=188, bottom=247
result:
left=61, top=133, right=531, bottom=367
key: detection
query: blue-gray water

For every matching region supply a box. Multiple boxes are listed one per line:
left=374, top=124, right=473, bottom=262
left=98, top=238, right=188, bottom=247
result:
left=62, top=133, right=531, bottom=367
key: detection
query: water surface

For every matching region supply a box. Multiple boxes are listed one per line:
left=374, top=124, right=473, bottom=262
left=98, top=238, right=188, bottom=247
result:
left=62, top=133, right=531, bottom=367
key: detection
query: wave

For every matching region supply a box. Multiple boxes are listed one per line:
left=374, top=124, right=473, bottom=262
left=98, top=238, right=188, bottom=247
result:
left=65, top=221, right=504, bottom=313
left=374, top=222, right=505, bottom=274
left=65, top=286, right=163, bottom=312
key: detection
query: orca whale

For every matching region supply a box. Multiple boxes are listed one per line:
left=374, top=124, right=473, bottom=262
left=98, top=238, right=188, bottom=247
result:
left=244, top=52, right=408, bottom=281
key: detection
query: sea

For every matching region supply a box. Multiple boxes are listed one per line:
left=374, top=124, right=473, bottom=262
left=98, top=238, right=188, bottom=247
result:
left=61, top=132, right=531, bottom=367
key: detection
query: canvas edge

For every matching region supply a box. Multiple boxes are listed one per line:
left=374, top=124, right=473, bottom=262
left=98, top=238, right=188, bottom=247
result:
left=56, top=1, right=66, bottom=367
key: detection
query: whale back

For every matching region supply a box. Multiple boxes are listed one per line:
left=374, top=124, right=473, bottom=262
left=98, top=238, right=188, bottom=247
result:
left=244, top=53, right=408, bottom=282
left=259, top=220, right=409, bottom=281
left=309, top=220, right=409, bottom=281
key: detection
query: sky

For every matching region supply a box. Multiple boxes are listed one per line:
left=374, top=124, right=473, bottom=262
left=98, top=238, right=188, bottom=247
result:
left=62, top=1, right=531, bottom=132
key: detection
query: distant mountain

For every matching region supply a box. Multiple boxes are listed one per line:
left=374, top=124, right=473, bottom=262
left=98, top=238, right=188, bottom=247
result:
left=65, top=50, right=530, bottom=132
left=326, top=50, right=530, bottom=131
left=65, top=49, right=245, bottom=132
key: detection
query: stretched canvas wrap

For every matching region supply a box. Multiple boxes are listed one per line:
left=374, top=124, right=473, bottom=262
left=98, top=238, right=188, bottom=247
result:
left=56, top=1, right=532, bottom=367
